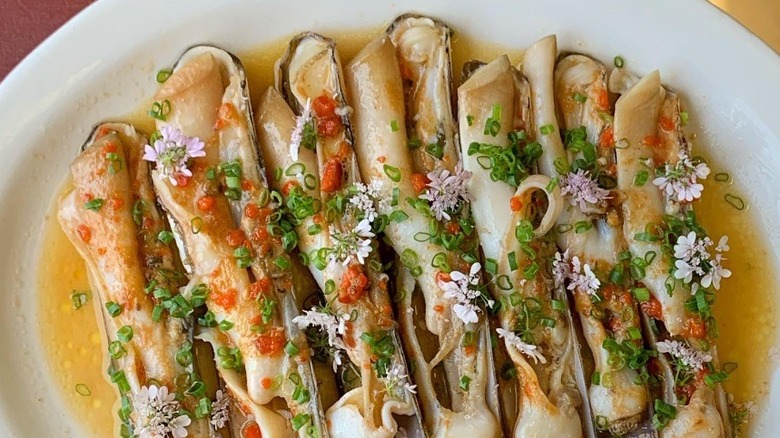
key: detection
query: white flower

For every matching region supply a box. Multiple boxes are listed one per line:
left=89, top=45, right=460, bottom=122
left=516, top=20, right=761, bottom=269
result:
left=329, top=219, right=375, bottom=265
left=384, top=362, right=417, bottom=397
left=133, top=384, right=192, bottom=438
left=568, top=256, right=601, bottom=296
left=292, top=308, right=350, bottom=372
left=349, top=180, right=387, bottom=223
left=701, top=253, right=731, bottom=290
left=656, top=340, right=712, bottom=371
left=653, top=152, right=710, bottom=203
left=552, top=250, right=571, bottom=292
left=143, top=126, right=206, bottom=185
left=496, top=328, right=546, bottom=364
left=438, top=262, right=483, bottom=324
left=560, top=170, right=610, bottom=212
left=672, top=231, right=730, bottom=291
left=419, top=163, right=473, bottom=221
left=210, top=390, right=229, bottom=430
left=289, top=98, right=313, bottom=161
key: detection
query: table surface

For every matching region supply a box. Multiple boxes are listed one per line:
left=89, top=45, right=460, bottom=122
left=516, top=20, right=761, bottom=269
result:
left=0, top=0, right=778, bottom=81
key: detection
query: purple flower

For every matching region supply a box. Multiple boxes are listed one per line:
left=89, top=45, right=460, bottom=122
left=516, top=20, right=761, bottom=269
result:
left=560, top=170, right=610, bottom=213
left=143, top=126, right=206, bottom=185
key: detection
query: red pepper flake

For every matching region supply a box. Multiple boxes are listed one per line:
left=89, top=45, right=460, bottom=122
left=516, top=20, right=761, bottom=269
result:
left=96, top=126, right=111, bottom=139
left=683, top=317, right=707, bottom=339
left=245, top=203, right=260, bottom=219
left=197, top=195, right=216, bottom=212
left=282, top=180, right=299, bottom=196
left=243, top=422, right=263, bottom=438
left=317, top=116, right=342, bottom=137
left=410, top=173, right=429, bottom=194
left=339, top=264, right=368, bottom=304
left=249, top=278, right=272, bottom=299
left=97, top=247, right=107, bottom=256
left=241, top=179, right=254, bottom=191
left=214, top=103, right=239, bottom=131
left=211, top=289, right=237, bottom=310
left=108, top=197, right=125, bottom=209
left=509, top=196, right=523, bottom=212
left=433, top=304, right=445, bottom=313
left=226, top=229, right=246, bottom=247
left=377, top=156, right=386, bottom=164
left=175, top=174, right=191, bottom=187
left=103, top=141, right=118, bottom=153
left=597, top=89, right=610, bottom=110
left=640, top=295, right=663, bottom=320
left=256, top=327, right=285, bottom=355
left=642, top=135, right=661, bottom=147
left=446, top=222, right=460, bottom=234
left=260, top=378, right=273, bottom=389
left=76, top=225, right=92, bottom=243
left=321, top=157, right=343, bottom=193
left=599, top=126, right=615, bottom=147
left=312, top=95, right=337, bottom=118
left=659, top=116, right=675, bottom=132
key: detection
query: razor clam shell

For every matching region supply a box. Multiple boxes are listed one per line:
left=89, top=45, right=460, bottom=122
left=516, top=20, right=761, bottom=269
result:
left=78, top=122, right=214, bottom=437
left=387, top=13, right=458, bottom=171
left=154, top=45, right=330, bottom=437
left=275, top=32, right=421, bottom=435
left=554, top=53, right=657, bottom=437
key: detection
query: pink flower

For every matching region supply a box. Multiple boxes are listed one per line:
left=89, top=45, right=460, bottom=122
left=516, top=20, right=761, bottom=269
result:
left=143, top=126, right=206, bottom=185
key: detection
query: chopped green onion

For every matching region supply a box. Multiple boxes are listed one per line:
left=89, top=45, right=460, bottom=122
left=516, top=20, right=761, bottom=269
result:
left=148, top=99, right=171, bottom=121
left=75, top=383, right=91, bottom=396
left=117, top=326, right=133, bottom=343
left=291, top=413, right=311, bottom=431
left=714, top=172, right=730, bottom=182
left=632, top=287, right=650, bottom=302
left=157, top=230, right=174, bottom=244
left=105, top=301, right=122, bottom=317
left=551, top=299, right=566, bottom=311
left=285, top=341, right=300, bottom=356
left=466, top=115, right=474, bottom=126
left=573, top=93, right=587, bottom=103
left=680, top=111, right=689, bottom=126
left=507, top=251, right=518, bottom=272
left=383, top=164, right=401, bottom=182
left=591, top=371, right=601, bottom=386
left=83, top=198, right=104, bottom=211
left=539, top=124, right=555, bottom=135
left=407, top=138, right=421, bottom=150
left=70, top=291, right=89, bottom=310
left=191, top=216, right=203, bottom=234
left=156, top=68, right=172, bottom=83
left=628, top=327, right=642, bottom=340
left=274, top=255, right=291, bottom=270
left=725, top=194, right=745, bottom=210
left=614, top=56, right=625, bottom=68
left=219, top=320, right=234, bottom=331
left=108, top=340, right=126, bottom=359
left=389, top=210, right=409, bottom=223
left=390, top=120, right=399, bottom=132
left=574, top=220, right=593, bottom=233
left=633, top=170, right=649, bottom=186
left=459, top=375, right=471, bottom=391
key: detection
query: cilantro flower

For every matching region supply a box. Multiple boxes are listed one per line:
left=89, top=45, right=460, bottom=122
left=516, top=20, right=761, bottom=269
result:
left=143, top=126, right=206, bottom=185
left=210, top=390, right=229, bottom=430
left=132, top=384, right=191, bottom=438
left=673, top=232, right=731, bottom=291
left=653, top=152, right=711, bottom=203
left=349, top=180, right=386, bottom=223
left=419, top=163, right=473, bottom=221
left=560, top=169, right=610, bottom=213
left=384, top=362, right=417, bottom=398
left=292, top=308, right=350, bottom=372
left=496, top=328, right=546, bottom=364
left=328, top=219, right=374, bottom=266
left=656, top=340, right=712, bottom=371
left=438, top=262, right=483, bottom=324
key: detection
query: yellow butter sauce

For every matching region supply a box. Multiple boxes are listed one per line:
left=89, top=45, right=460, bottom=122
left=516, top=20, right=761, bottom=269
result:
left=38, top=182, right=117, bottom=438
left=38, top=27, right=775, bottom=437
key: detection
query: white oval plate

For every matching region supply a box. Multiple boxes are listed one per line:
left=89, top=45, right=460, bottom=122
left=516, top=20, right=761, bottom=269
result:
left=0, top=0, right=778, bottom=436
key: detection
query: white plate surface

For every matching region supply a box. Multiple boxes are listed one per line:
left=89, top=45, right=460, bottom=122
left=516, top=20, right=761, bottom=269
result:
left=0, top=0, right=778, bottom=436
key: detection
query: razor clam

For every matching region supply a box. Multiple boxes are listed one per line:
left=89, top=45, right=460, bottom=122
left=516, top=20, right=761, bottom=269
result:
left=58, top=122, right=212, bottom=437
left=552, top=53, right=656, bottom=436
left=345, top=22, right=501, bottom=436
left=458, top=55, right=586, bottom=438
left=269, top=33, right=416, bottom=437
left=149, top=45, right=328, bottom=437
left=613, top=70, right=731, bottom=437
